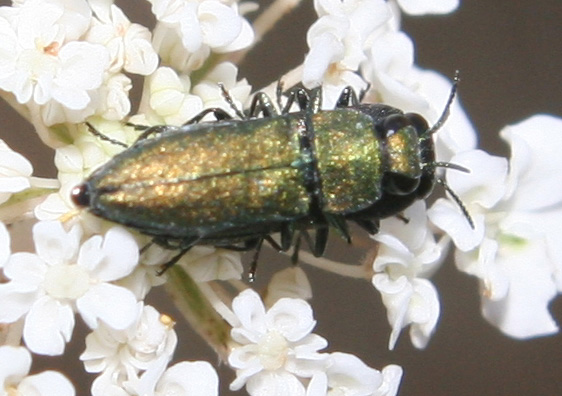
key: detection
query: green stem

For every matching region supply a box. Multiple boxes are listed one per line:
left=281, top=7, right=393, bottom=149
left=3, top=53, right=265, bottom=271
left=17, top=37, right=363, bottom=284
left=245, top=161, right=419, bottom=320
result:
left=164, top=265, right=233, bottom=359
left=297, top=250, right=374, bottom=280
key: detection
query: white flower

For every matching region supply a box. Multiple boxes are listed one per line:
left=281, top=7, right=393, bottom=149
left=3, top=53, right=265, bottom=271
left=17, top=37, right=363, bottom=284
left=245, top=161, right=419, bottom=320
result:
left=149, top=0, right=254, bottom=70
left=372, top=201, right=447, bottom=349
left=152, top=23, right=210, bottom=72
left=306, top=352, right=384, bottom=396
left=264, top=267, right=313, bottom=308
left=86, top=3, right=159, bottom=75
left=141, top=66, right=204, bottom=125
left=0, top=222, right=9, bottom=266
left=395, top=0, right=459, bottom=16
left=123, top=360, right=219, bottom=396
left=0, top=345, right=75, bottom=396
left=303, top=0, right=390, bottom=88
left=377, top=365, right=403, bottom=396
left=93, top=73, right=133, bottom=121
left=360, top=7, right=477, bottom=159
left=180, top=246, right=243, bottom=282
left=228, top=289, right=328, bottom=396
left=0, top=139, right=33, bottom=205
left=0, top=221, right=139, bottom=355
left=192, top=62, right=252, bottom=116
left=428, top=115, right=562, bottom=339
left=0, top=0, right=110, bottom=130
left=81, top=304, right=178, bottom=393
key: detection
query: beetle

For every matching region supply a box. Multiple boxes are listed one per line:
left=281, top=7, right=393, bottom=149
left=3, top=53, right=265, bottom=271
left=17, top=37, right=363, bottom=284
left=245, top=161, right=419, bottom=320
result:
left=71, top=77, right=470, bottom=277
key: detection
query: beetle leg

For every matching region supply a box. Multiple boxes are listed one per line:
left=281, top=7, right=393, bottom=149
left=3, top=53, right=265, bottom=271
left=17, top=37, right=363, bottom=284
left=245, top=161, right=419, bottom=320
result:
left=134, top=125, right=177, bottom=143
left=335, top=86, right=360, bottom=108
left=280, top=222, right=295, bottom=251
left=184, top=107, right=234, bottom=124
left=354, top=219, right=380, bottom=235
left=249, top=92, right=279, bottom=118
left=291, top=233, right=303, bottom=263
left=218, top=238, right=261, bottom=252
left=263, top=235, right=283, bottom=251
left=306, top=87, right=323, bottom=114
left=326, top=215, right=352, bottom=244
left=157, top=247, right=192, bottom=275
left=296, top=227, right=329, bottom=258
left=139, top=241, right=153, bottom=254
left=275, top=80, right=284, bottom=111
left=281, top=87, right=309, bottom=114
left=247, top=237, right=265, bottom=282
left=311, top=227, right=329, bottom=256
left=358, top=82, right=371, bottom=102
left=152, top=235, right=199, bottom=251
left=125, top=121, right=150, bottom=131
left=395, top=213, right=410, bottom=224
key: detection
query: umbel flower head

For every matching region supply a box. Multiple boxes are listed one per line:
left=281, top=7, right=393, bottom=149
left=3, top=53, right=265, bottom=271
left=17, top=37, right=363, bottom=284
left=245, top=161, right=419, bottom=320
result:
left=0, top=0, right=560, bottom=395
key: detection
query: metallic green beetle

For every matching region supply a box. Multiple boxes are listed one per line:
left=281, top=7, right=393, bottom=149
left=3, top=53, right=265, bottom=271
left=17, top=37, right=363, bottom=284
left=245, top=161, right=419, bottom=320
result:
left=72, top=82, right=465, bottom=275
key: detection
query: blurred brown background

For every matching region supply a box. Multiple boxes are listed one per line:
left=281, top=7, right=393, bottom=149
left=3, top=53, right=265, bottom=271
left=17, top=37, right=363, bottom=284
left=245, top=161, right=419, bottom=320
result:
left=1, top=1, right=561, bottom=395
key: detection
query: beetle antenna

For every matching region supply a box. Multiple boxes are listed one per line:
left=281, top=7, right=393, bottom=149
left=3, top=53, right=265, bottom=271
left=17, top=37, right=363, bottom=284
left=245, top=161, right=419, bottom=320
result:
left=85, top=122, right=128, bottom=148
left=436, top=177, right=474, bottom=229
left=424, top=71, right=460, bottom=137
left=427, top=160, right=474, bottom=228
left=434, top=161, right=470, bottom=173
left=218, top=83, right=246, bottom=120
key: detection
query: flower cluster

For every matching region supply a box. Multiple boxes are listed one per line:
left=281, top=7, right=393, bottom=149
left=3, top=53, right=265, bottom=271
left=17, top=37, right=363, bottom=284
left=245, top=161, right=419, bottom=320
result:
left=0, top=0, right=560, bottom=395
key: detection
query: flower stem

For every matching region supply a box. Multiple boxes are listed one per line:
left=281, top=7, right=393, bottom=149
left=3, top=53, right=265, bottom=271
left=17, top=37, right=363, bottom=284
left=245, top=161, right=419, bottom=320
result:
left=164, top=265, right=232, bottom=359
left=297, top=250, right=374, bottom=279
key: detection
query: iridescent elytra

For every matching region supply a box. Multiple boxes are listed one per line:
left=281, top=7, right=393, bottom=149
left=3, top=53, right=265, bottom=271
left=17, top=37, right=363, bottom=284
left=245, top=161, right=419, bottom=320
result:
left=72, top=81, right=467, bottom=276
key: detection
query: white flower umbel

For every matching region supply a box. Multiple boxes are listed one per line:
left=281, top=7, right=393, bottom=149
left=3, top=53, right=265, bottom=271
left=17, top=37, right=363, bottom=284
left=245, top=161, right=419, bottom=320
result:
left=81, top=303, right=180, bottom=395
left=192, top=62, right=252, bottom=116
left=228, top=289, right=329, bottom=395
left=1, top=0, right=559, bottom=394
left=429, top=115, right=562, bottom=339
left=0, top=139, right=59, bottom=223
left=124, top=360, right=219, bottom=396
left=180, top=246, right=243, bottom=282
left=307, top=352, right=403, bottom=396
left=0, top=139, right=32, bottom=205
left=362, top=19, right=477, bottom=161
left=150, top=0, right=254, bottom=72
left=87, top=3, right=158, bottom=75
left=303, top=0, right=390, bottom=94
left=140, top=66, right=204, bottom=126
left=0, top=221, right=138, bottom=355
left=372, top=201, right=447, bottom=349
left=0, top=345, right=75, bottom=396
left=227, top=289, right=401, bottom=395
left=0, top=0, right=110, bottom=137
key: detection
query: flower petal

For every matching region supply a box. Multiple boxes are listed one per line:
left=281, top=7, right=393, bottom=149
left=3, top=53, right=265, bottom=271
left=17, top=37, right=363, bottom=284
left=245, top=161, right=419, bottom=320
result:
left=480, top=235, right=558, bottom=338
left=501, top=114, right=562, bottom=210
left=18, top=370, right=75, bottom=396
left=24, top=296, right=74, bottom=355
left=77, top=283, right=137, bottom=330
left=156, top=361, right=219, bottom=396
left=266, top=298, right=316, bottom=342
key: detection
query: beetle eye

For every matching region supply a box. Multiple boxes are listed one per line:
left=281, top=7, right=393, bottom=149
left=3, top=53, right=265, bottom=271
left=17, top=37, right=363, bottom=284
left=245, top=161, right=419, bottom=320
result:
left=383, top=173, right=420, bottom=195
left=71, top=184, right=91, bottom=208
left=404, top=113, right=429, bottom=136
left=381, top=114, right=410, bottom=137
